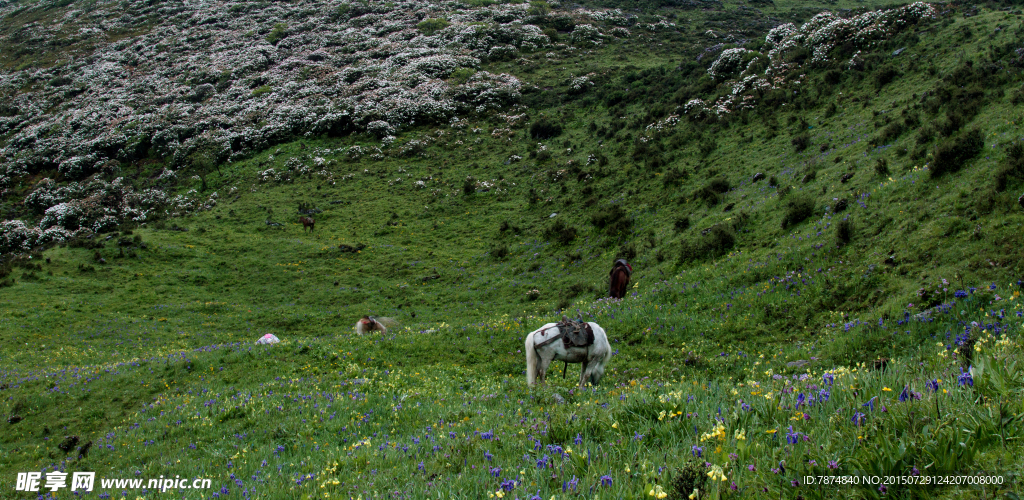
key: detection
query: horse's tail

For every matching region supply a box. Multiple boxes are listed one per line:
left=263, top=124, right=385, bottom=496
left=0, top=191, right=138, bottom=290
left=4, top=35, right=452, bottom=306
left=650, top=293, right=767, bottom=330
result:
left=525, top=331, right=538, bottom=386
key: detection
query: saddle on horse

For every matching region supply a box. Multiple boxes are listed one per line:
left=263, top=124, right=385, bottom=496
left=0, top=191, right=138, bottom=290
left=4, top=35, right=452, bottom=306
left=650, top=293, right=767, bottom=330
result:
left=534, top=317, right=595, bottom=350
left=557, top=317, right=594, bottom=349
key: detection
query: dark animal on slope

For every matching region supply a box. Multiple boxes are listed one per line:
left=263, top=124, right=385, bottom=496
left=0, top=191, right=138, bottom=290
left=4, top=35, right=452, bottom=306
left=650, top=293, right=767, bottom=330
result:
left=299, top=216, right=315, bottom=233
left=609, top=258, right=633, bottom=299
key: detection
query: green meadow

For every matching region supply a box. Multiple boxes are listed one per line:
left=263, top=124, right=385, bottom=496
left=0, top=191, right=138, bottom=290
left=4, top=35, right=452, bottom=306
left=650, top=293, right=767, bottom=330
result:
left=3, top=0, right=1024, bottom=499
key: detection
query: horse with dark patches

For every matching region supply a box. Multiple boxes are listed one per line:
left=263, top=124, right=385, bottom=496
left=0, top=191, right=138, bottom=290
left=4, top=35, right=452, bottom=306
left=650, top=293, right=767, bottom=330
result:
left=299, top=216, right=315, bottom=233
left=609, top=258, right=632, bottom=299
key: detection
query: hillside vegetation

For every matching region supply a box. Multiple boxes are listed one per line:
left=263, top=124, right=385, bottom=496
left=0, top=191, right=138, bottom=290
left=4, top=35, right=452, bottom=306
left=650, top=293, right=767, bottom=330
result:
left=2, top=0, right=1024, bottom=498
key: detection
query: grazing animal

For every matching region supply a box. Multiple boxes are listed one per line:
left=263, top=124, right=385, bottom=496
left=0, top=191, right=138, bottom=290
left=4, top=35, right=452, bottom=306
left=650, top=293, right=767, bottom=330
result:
left=525, top=319, right=612, bottom=387
left=299, top=216, right=315, bottom=233
left=609, top=258, right=633, bottom=299
left=354, top=316, right=396, bottom=335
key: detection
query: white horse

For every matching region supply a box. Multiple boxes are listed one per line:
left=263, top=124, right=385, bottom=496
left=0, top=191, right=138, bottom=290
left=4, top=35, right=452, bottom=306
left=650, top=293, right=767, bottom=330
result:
left=525, top=322, right=612, bottom=387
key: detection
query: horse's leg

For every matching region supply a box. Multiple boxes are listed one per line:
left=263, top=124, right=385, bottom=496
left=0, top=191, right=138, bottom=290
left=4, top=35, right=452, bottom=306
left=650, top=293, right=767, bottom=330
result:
left=537, top=354, right=553, bottom=385
left=578, top=360, right=589, bottom=387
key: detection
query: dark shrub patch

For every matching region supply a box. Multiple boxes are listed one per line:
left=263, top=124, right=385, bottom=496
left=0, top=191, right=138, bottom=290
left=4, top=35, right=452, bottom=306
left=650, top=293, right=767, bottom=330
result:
left=694, top=186, right=720, bottom=207
left=680, top=225, right=735, bottom=262
left=836, top=218, right=853, bottom=246
left=833, top=198, right=848, bottom=213
left=491, top=245, right=509, bottom=259
left=709, top=177, right=730, bottom=194
left=931, top=129, right=983, bottom=178
left=545, top=220, right=577, bottom=245
left=995, top=142, right=1024, bottom=192
left=823, top=70, right=842, bottom=85
left=876, top=122, right=904, bottom=145
left=462, top=176, right=476, bottom=195
left=874, top=158, right=889, bottom=177
left=663, top=167, right=687, bottom=187
left=530, top=119, right=562, bottom=140
left=873, top=66, right=900, bottom=90
left=674, top=217, right=690, bottom=232
left=781, top=196, right=815, bottom=228
left=617, top=243, right=637, bottom=261
left=791, top=133, right=810, bottom=152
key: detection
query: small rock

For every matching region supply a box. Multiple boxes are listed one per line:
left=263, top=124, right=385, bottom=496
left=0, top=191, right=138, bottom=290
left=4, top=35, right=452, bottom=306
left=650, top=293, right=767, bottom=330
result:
left=58, top=435, right=79, bottom=453
left=752, top=172, right=766, bottom=182
left=549, top=213, right=557, bottom=218
left=7, top=415, right=22, bottom=424
left=552, top=393, right=566, bottom=404
left=786, top=360, right=809, bottom=368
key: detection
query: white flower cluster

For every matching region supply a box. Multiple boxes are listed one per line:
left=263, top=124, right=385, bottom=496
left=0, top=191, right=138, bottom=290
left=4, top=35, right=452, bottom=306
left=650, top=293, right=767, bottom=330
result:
left=689, top=2, right=935, bottom=119
left=609, top=27, right=630, bottom=38
left=707, top=48, right=757, bottom=80
left=568, top=74, right=595, bottom=93
left=570, top=24, right=604, bottom=47
left=0, top=0, right=555, bottom=196
left=766, top=2, right=936, bottom=67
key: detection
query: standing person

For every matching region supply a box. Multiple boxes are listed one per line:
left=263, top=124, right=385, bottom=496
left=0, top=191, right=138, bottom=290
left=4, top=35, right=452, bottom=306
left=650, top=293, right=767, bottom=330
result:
left=609, top=259, right=632, bottom=299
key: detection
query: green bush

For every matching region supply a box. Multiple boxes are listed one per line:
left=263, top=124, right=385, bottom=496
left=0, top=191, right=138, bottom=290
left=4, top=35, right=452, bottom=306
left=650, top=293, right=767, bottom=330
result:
left=781, top=196, right=814, bottom=229
left=266, top=23, right=287, bottom=45
left=448, top=67, right=476, bottom=84
left=791, top=133, right=810, bottom=152
left=530, top=119, right=562, bottom=140
left=931, top=129, right=983, bottom=178
left=836, top=218, right=853, bottom=246
left=417, top=18, right=450, bottom=36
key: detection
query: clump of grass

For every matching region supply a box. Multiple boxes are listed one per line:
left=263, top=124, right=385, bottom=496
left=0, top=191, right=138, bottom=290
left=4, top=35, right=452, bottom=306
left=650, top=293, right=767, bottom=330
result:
left=874, top=158, right=890, bottom=177
left=836, top=217, right=853, bottom=246
left=545, top=220, right=577, bottom=245
left=530, top=119, right=562, bottom=140
left=781, top=196, right=814, bottom=229
left=931, top=129, right=984, bottom=178
left=791, top=132, right=810, bottom=152
left=591, top=205, right=631, bottom=236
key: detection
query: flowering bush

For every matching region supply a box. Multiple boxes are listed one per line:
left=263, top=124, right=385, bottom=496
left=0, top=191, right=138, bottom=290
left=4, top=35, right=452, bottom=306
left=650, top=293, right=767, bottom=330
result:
left=708, top=48, right=757, bottom=80
left=570, top=24, right=604, bottom=47
left=0, top=0, right=549, bottom=202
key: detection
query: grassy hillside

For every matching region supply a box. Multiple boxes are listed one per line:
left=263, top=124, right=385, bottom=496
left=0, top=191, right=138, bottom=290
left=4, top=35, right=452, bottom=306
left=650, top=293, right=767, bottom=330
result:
left=2, top=0, right=1024, bottom=498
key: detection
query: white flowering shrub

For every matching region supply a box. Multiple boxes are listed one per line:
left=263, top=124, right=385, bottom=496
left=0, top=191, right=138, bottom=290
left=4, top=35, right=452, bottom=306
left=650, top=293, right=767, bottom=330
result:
left=568, top=74, right=594, bottom=94
left=366, top=121, right=396, bottom=138
left=570, top=24, right=603, bottom=47
left=609, top=27, right=630, bottom=38
left=487, top=45, right=518, bottom=61
left=0, top=220, right=41, bottom=254
left=708, top=48, right=756, bottom=80
left=0, top=0, right=546, bottom=199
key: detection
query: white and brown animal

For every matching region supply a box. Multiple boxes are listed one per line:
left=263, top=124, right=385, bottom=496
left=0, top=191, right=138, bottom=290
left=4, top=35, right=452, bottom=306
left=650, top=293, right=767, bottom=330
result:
left=299, top=216, right=315, bottom=233
left=354, top=316, right=396, bottom=335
